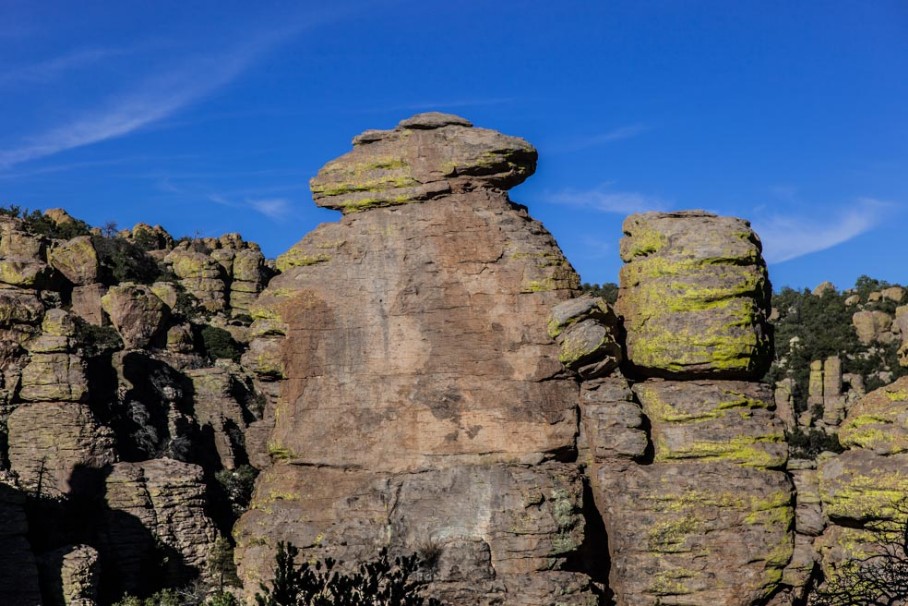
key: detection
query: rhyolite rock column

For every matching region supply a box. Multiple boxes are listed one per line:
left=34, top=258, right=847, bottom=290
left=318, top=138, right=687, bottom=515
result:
left=569, top=211, right=794, bottom=606
left=617, top=211, right=772, bottom=379
left=234, top=113, right=598, bottom=605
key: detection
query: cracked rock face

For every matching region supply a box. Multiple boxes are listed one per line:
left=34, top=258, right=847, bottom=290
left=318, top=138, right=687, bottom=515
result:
left=235, top=114, right=595, bottom=604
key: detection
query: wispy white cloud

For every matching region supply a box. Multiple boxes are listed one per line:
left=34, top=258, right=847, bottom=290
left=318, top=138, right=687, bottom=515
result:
left=248, top=198, right=294, bottom=220
left=546, top=185, right=668, bottom=214
left=0, top=14, right=322, bottom=169
left=547, top=123, right=650, bottom=153
left=0, top=48, right=125, bottom=86
left=753, top=197, right=893, bottom=264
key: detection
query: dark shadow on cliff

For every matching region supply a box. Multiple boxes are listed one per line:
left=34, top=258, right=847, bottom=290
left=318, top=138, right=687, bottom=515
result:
left=23, top=463, right=195, bottom=604
left=563, top=476, right=612, bottom=603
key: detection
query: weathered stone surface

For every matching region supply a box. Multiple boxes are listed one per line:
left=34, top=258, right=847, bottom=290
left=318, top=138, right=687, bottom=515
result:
left=548, top=295, right=622, bottom=378
left=579, top=376, right=648, bottom=464
left=787, top=459, right=826, bottom=537
left=236, top=462, right=597, bottom=605
left=616, top=211, right=771, bottom=378
left=262, top=194, right=578, bottom=472
left=48, top=236, right=99, bottom=285
left=839, top=376, right=908, bottom=454
left=38, top=544, right=100, bottom=606
left=818, top=449, right=908, bottom=523
left=0, top=481, right=42, bottom=605
left=852, top=309, right=893, bottom=346
left=634, top=379, right=787, bottom=468
left=598, top=462, right=793, bottom=606
left=237, top=116, right=591, bottom=604
left=0, top=227, right=49, bottom=287
left=186, top=365, right=250, bottom=470
left=101, top=284, right=167, bottom=348
left=19, top=352, right=87, bottom=402
left=101, top=459, right=217, bottom=594
left=309, top=112, right=536, bottom=214
left=881, top=286, right=905, bottom=303
left=0, top=286, right=44, bottom=325
left=70, top=284, right=105, bottom=326
left=8, top=402, right=116, bottom=497
left=165, top=248, right=228, bottom=312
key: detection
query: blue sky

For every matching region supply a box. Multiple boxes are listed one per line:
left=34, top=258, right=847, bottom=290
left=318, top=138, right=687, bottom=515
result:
left=1, top=1, right=905, bottom=290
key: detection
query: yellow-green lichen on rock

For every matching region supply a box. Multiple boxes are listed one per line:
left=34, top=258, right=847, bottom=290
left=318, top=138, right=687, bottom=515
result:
left=818, top=450, right=908, bottom=523
left=839, top=376, right=908, bottom=454
left=616, top=211, right=772, bottom=379
left=309, top=112, right=536, bottom=215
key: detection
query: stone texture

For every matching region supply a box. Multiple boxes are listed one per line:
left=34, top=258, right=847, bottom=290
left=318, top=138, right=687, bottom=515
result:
left=47, top=236, right=99, bottom=285
left=164, top=248, right=228, bottom=312
left=818, top=449, right=908, bottom=523
left=101, top=284, right=168, bottom=348
left=70, top=284, right=105, bottom=326
left=852, top=309, right=893, bottom=346
left=19, top=352, right=87, bottom=402
left=38, top=544, right=100, bottom=606
left=599, top=462, right=793, bottom=606
left=0, top=285, right=44, bottom=325
left=547, top=295, right=622, bottom=378
left=0, top=227, right=49, bottom=287
left=186, top=364, right=251, bottom=470
left=236, top=115, right=593, bottom=604
left=7, top=402, right=116, bottom=497
left=616, top=211, right=771, bottom=379
left=309, top=112, right=536, bottom=215
left=101, top=458, right=217, bottom=594
left=634, top=379, right=787, bottom=468
left=839, top=376, right=908, bottom=454
left=236, top=462, right=598, bottom=605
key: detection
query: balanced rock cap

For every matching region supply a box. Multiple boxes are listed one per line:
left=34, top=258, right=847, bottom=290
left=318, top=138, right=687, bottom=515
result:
left=616, top=210, right=772, bottom=379
left=309, top=112, right=537, bottom=214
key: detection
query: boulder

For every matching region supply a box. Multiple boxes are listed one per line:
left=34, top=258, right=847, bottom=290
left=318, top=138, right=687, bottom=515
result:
left=309, top=112, right=536, bottom=214
left=616, top=211, right=771, bottom=378
left=852, top=310, right=893, bottom=346
left=547, top=295, right=622, bottom=378
left=839, top=376, right=908, bottom=454
left=634, top=379, right=787, bottom=468
left=0, top=227, right=49, bottom=287
left=164, top=249, right=227, bottom=312
left=19, top=353, right=87, bottom=402
left=47, top=236, right=99, bottom=285
left=70, top=284, right=105, bottom=326
left=812, top=281, right=835, bottom=296
left=599, top=462, right=793, bottom=606
left=101, top=284, right=168, bottom=348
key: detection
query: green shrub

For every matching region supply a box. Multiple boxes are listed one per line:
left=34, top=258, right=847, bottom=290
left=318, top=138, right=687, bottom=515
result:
left=92, top=234, right=162, bottom=285
left=0, top=205, right=92, bottom=239
left=200, top=326, right=241, bottom=362
left=215, top=465, right=259, bottom=515
left=580, top=282, right=618, bottom=304
left=74, top=318, right=124, bottom=358
left=255, top=542, right=441, bottom=606
left=785, top=427, right=844, bottom=460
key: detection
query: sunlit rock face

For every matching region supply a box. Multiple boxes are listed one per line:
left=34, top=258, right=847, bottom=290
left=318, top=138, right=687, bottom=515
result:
left=235, top=113, right=601, bottom=605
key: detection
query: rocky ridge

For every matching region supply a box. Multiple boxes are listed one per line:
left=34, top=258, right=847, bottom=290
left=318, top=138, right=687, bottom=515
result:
left=0, top=114, right=905, bottom=606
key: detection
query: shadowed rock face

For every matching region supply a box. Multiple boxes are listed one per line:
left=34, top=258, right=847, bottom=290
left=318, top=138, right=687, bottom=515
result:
left=235, top=114, right=596, bottom=604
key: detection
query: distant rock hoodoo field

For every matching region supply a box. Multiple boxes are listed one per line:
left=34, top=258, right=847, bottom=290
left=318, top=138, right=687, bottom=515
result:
left=1, top=113, right=906, bottom=605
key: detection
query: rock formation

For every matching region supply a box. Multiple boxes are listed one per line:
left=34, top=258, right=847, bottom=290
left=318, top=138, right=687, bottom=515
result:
left=235, top=113, right=596, bottom=605
left=0, top=114, right=905, bottom=606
